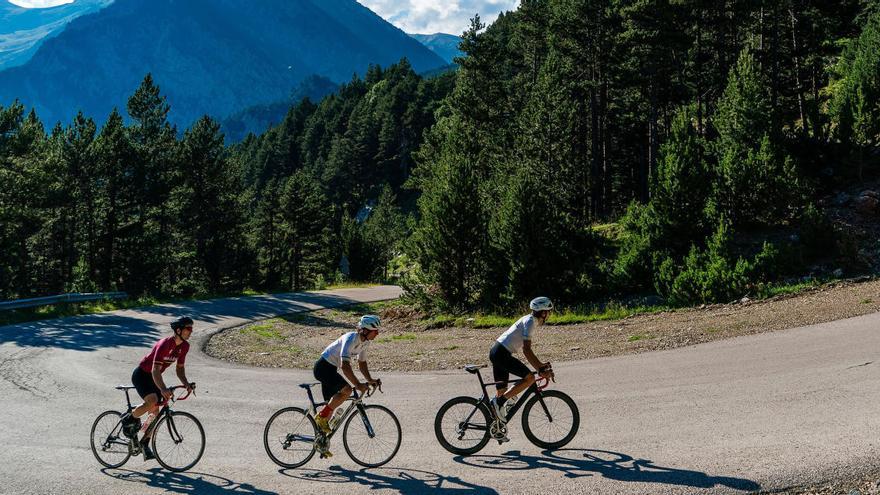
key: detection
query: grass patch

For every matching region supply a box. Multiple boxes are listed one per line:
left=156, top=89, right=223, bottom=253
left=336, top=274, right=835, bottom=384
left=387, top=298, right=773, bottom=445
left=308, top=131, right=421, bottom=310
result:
left=756, top=279, right=826, bottom=298
left=441, top=345, right=460, bottom=351
left=378, top=333, right=417, bottom=343
left=471, top=315, right=515, bottom=328
left=862, top=298, right=873, bottom=304
left=316, top=282, right=381, bottom=290
left=627, top=334, right=651, bottom=342
left=240, top=323, right=282, bottom=339
left=706, top=327, right=720, bottom=334
left=425, top=315, right=457, bottom=329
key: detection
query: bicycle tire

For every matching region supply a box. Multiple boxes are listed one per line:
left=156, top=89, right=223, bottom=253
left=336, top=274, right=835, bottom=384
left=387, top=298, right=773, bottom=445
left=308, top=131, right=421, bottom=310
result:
left=152, top=411, right=205, bottom=472
left=521, top=389, right=579, bottom=449
left=90, top=410, right=131, bottom=468
left=343, top=404, right=402, bottom=468
left=434, top=396, right=492, bottom=455
left=263, top=406, right=318, bottom=468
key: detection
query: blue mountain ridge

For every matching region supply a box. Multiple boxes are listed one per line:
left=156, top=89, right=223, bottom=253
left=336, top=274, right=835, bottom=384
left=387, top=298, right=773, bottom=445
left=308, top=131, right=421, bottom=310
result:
left=0, top=0, right=447, bottom=129
left=409, top=33, right=462, bottom=64
left=0, top=0, right=112, bottom=71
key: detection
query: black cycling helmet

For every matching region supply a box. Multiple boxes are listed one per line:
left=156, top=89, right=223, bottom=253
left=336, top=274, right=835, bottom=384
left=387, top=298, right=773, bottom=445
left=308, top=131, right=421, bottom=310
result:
left=170, top=316, right=194, bottom=332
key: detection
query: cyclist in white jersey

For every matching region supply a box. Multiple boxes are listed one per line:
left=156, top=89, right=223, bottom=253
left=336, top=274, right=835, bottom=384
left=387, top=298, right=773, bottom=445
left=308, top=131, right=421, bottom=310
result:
left=489, top=297, right=554, bottom=429
left=312, top=315, right=381, bottom=440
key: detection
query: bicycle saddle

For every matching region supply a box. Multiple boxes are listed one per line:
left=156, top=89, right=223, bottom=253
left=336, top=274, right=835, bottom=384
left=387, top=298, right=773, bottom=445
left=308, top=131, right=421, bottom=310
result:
left=464, top=364, right=487, bottom=373
left=115, top=385, right=136, bottom=390
left=298, top=382, right=321, bottom=389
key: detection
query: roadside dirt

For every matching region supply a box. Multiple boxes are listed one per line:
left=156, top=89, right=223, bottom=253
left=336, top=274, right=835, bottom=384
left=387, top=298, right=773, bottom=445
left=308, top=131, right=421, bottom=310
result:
left=205, top=278, right=880, bottom=372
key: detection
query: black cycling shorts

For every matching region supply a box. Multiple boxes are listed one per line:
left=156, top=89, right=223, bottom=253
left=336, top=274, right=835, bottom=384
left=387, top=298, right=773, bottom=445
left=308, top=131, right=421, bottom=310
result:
left=131, top=366, right=163, bottom=402
left=313, top=358, right=348, bottom=402
left=489, top=342, right=530, bottom=390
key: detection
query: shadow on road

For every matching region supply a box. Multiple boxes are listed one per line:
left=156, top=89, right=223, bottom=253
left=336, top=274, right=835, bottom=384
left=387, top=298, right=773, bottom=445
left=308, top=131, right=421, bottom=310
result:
left=279, top=465, right=499, bottom=494
left=102, top=467, right=275, bottom=494
left=453, top=449, right=760, bottom=492
left=0, top=291, right=371, bottom=351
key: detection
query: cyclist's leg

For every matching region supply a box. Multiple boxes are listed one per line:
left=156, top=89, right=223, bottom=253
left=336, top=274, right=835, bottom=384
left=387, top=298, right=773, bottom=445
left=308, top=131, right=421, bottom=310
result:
left=493, top=343, right=533, bottom=400
left=131, top=367, right=162, bottom=418
left=313, top=359, right=351, bottom=417
left=489, top=342, right=510, bottom=398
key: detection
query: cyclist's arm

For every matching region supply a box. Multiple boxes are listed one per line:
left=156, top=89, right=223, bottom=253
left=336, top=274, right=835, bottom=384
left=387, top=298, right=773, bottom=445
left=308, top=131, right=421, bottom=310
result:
left=358, top=360, right=375, bottom=382
left=152, top=362, right=169, bottom=393
left=340, top=360, right=362, bottom=387
left=176, top=364, right=191, bottom=390
left=522, top=340, right=546, bottom=371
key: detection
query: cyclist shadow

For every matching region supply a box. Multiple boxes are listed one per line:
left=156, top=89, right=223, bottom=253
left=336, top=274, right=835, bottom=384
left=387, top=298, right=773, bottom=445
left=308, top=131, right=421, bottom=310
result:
left=102, top=467, right=275, bottom=494
left=279, top=465, right=500, bottom=494
left=453, top=449, right=760, bottom=492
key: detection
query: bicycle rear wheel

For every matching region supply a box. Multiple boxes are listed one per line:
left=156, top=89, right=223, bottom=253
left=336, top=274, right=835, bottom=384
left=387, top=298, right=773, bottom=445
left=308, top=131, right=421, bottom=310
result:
left=90, top=410, right=131, bottom=468
left=521, top=390, right=579, bottom=449
left=152, top=411, right=205, bottom=472
left=434, top=396, right=491, bottom=455
left=343, top=405, right=401, bottom=468
left=264, top=406, right=318, bottom=468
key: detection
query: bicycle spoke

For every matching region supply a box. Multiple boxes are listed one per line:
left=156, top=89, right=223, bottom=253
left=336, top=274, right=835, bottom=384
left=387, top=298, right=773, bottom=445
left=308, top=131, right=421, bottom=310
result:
left=344, top=405, right=401, bottom=467
left=264, top=407, right=317, bottom=468
left=90, top=411, right=131, bottom=468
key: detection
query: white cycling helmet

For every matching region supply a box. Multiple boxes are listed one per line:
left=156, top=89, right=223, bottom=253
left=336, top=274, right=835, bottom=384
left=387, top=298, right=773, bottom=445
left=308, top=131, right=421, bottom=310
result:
left=529, top=297, right=553, bottom=312
left=358, top=314, right=381, bottom=331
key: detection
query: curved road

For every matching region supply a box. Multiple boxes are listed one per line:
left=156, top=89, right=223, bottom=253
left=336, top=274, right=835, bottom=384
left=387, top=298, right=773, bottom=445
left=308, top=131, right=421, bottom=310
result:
left=1, top=286, right=878, bottom=494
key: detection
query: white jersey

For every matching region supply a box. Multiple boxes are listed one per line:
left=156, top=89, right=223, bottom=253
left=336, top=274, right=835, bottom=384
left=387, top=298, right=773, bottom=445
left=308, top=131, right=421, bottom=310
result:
left=321, top=331, right=370, bottom=368
left=496, top=314, right=536, bottom=354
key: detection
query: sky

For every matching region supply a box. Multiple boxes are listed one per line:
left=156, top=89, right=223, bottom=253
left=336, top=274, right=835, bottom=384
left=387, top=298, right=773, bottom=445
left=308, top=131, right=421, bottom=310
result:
left=357, top=0, right=519, bottom=35
left=8, top=0, right=74, bottom=6
left=8, top=0, right=520, bottom=35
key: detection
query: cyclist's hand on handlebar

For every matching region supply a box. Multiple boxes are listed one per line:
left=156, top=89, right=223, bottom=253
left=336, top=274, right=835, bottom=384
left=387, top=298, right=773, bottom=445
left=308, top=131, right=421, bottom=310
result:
left=355, top=383, right=369, bottom=394
left=185, top=383, right=195, bottom=394
left=161, top=388, right=173, bottom=401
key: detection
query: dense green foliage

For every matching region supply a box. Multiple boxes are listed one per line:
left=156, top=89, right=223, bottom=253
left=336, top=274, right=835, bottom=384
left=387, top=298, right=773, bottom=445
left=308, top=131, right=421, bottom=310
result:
left=2, top=2, right=879, bottom=310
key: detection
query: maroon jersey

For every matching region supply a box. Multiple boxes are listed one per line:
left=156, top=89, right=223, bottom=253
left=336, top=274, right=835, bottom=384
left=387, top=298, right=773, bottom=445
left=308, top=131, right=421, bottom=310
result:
left=138, top=336, right=190, bottom=373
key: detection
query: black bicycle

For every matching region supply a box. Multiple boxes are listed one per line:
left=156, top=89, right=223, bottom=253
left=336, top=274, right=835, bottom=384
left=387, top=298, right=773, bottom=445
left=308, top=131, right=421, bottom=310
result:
left=434, top=364, right=579, bottom=455
left=90, top=383, right=205, bottom=472
left=264, top=380, right=401, bottom=468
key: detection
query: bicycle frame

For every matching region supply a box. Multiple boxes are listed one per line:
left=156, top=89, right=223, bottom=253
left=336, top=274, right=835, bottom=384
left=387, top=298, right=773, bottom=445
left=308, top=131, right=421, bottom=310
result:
left=112, top=385, right=193, bottom=449
left=300, top=384, right=379, bottom=440
left=458, top=369, right=552, bottom=435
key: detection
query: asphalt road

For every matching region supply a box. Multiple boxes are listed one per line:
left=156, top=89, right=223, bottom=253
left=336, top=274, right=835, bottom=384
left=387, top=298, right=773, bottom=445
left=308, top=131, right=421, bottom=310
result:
left=1, top=286, right=878, bottom=495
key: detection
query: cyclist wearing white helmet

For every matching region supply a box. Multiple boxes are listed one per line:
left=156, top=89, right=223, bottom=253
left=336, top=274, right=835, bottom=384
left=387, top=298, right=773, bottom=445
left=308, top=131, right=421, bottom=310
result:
left=312, top=314, right=382, bottom=438
left=489, top=297, right=554, bottom=432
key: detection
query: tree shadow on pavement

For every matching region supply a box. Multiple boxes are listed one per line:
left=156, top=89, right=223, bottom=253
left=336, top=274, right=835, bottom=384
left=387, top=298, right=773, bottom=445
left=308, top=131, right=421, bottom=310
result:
left=102, top=467, right=276, bottom=494
left=279, top=465, right=499, bottom=494
left=0, top=291, right=372, bottom=351
left=453, top=449, right=760, bottom=492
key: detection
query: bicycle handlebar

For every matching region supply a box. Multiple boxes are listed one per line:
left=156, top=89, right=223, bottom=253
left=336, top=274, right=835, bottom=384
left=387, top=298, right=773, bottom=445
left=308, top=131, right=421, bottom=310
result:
left=163, top=383, right=196, bottom=403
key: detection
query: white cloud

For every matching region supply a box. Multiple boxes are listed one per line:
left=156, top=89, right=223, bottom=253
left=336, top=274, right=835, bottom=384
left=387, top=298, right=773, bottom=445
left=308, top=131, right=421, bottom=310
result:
left=8, top=0, right=74, bottom=7
left=358, top=0, right=519, bottom=35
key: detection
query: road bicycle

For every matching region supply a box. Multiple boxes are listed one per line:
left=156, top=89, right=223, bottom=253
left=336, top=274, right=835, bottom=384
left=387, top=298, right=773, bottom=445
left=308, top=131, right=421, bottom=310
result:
left=434, top=364, right=579, bottom=455
left=264, top=380, right=401, bottom=468
left=90, top=383, right=204, bottom=472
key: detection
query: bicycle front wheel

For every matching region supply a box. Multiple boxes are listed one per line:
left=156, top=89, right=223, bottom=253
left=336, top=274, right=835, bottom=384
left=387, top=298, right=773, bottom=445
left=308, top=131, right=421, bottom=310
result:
left=264, top=407, right=318, bottom=468
left=152, top=411, right=205, bottom=472
left=521, top=389, right=579, bottom=449
left=343, top=404, right=401, bottom=467
left=434, top=396, right=491, bottom=455
left=90, top=410, right=131, bottom=468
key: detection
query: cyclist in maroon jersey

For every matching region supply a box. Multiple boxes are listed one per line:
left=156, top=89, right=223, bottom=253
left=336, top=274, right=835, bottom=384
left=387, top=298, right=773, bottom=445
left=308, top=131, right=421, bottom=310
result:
left=120, top=316, right=195, bottom=460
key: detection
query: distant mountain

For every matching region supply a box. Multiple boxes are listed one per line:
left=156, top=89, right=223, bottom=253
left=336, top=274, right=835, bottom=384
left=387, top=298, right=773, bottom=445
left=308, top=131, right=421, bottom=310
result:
left=0, top=0, right=447, bottom=128
left=410, top=33, right=462, bottom=64
left=221, top=75, right=338, bottom=143
left=0, top=0, right=112, bottom=71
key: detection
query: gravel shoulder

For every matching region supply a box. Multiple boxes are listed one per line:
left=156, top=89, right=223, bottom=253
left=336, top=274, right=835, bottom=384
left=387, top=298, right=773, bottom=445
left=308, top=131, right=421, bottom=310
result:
left=205, top=278, right=880, bottom=372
